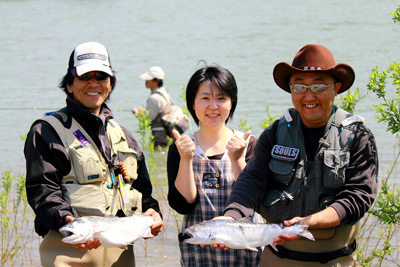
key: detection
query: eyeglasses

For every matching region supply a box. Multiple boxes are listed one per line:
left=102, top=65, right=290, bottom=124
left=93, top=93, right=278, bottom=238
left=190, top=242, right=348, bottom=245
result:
left=78, top=71, right=109, bottom=81
left=290, top=83, right=334, bottom=93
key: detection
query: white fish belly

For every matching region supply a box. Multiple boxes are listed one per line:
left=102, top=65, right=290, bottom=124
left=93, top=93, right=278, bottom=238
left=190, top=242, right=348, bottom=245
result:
left=94, top=216, right=154, bottom=247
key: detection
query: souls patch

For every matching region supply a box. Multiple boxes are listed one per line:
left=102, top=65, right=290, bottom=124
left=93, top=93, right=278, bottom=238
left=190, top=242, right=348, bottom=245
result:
left=271, top=145, right=299, bottom=161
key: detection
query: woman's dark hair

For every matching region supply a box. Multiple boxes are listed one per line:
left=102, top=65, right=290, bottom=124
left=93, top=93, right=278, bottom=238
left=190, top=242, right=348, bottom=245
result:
left=186, top=65, right=238, bottom=126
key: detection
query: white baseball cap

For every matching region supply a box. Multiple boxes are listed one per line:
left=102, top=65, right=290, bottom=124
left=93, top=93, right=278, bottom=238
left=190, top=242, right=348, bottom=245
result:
left=68, top=42, right=114, bottom=77
left=139, top=66, right=165, bottom=80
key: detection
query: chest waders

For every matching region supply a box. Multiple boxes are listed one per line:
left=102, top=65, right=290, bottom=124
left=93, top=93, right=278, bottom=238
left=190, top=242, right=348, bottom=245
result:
left=39, top=110, right=141, bottom=267
left=259, top=106, right=364, bottom=266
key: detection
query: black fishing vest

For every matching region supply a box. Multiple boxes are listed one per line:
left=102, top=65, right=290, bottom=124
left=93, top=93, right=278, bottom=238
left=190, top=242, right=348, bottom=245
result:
left=260, top=106, right=364, bottom=223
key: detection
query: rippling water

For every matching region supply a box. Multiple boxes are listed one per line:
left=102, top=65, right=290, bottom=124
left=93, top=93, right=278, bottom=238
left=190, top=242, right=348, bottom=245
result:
left=1, top=0, right=399, bottom=265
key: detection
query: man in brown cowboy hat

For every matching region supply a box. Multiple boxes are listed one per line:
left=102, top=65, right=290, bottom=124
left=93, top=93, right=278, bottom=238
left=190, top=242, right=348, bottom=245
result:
left=219, top=44, right=378, bottom=266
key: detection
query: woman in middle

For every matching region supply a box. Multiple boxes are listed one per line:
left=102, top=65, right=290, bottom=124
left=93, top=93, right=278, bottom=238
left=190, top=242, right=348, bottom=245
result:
left=167, top=65, right=262, bottom=267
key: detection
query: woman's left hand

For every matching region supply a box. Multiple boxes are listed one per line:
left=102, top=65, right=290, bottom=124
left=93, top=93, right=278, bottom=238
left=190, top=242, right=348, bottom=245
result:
left=227, top=131, right=251, bottom=161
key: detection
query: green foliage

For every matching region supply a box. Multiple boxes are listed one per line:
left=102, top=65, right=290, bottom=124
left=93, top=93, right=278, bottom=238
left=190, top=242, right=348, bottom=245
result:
left=391, top=5, right=400, bottom=24
left=180, top=84, right=192, bottom=134
left=357, top=8, right=400, bottom=265
left=367, top=63, right=400, bottom=134
left=338, top=88, right=365, bottom=114
left=357, top=149, right=400, bottom=266
left=238, top=111, right=251, bottom=132
left=259, top=106, right=281, bottom=129
left=179, top=84, right=187, bottom=103
left=134, top=105, right=183, bottom=248
left=134, top=107, right=153, bottom=149
left=370, top=175, right=400, bottom=225
left=0, top=170, right=33, bottom=266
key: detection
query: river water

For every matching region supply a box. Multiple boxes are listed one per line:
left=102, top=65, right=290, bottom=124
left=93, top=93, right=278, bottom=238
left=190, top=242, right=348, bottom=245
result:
left=1, top=0, right=399, bottom=266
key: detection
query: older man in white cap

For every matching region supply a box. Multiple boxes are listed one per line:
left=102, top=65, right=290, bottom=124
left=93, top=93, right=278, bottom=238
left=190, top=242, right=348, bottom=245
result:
left=25, top=42, right=163, bottom=266
left=132, top=66, right=174, bottom=148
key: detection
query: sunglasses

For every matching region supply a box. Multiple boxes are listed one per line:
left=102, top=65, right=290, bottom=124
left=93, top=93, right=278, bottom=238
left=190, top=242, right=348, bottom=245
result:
left=290, top=83, right=334, bottom=93
left=78, top=71, right=110, bottom=81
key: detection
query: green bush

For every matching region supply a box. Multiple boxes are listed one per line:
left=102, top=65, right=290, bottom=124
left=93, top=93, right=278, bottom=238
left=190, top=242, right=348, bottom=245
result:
left=0, top=170, right=34, bottom=266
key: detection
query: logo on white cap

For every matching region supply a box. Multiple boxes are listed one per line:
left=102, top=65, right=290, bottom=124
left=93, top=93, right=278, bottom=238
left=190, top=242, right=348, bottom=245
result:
left=77, top=53, right=107, bottom=61
left=71, top=42, right=113, bottom=77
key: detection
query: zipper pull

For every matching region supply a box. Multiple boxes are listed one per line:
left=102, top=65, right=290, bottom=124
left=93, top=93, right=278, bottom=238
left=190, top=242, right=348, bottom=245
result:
left=334, top=156, right=341, bottom=180
left=304, top=176, right=308, bottom=187
left=334, top=165, right=339, bottom=180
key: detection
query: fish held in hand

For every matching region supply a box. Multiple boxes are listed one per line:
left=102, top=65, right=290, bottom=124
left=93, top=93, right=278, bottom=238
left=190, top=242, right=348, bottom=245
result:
left=184, top=219, right=314, bottom=251
left=59, top=214, right=154, bottom=249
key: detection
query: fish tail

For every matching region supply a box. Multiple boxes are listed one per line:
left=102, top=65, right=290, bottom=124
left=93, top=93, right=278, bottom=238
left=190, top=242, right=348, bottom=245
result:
left=295, top=220, right=315, bottom=241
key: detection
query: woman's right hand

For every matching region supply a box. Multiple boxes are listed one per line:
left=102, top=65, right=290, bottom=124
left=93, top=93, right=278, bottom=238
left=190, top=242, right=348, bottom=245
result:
left=172, top=130, right=195, bottom=160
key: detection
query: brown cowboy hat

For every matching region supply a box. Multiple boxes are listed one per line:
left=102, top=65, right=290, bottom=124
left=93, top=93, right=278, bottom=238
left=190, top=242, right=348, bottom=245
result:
left=273, top=44, right=355, bottom=94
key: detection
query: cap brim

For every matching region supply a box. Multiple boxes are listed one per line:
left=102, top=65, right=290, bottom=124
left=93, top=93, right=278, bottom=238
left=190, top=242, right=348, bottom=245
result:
left=273, top=62, right=355, bottom=94
left=75, top=63, right=114, bottom=77
left=138, top=73, right=153, bottom=81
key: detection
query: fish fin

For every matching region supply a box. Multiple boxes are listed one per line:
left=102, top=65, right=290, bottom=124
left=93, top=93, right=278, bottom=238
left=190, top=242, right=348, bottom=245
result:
left=270, top=244, right=278, bottom=252
left=299, top=230, right=315, bottom=241
left=142, top=228, right=154, bottom=239
left=246, top=246, right=259, bottom=252
left=294, top=220, right=315, bottom=241
left=209, top=235, right=225, bottom=245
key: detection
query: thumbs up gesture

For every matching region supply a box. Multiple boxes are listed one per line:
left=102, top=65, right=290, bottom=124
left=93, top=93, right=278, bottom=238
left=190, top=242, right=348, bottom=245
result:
left=172, top=130, right=195, bottom=160
left=226, top=131, right=251, bottom=161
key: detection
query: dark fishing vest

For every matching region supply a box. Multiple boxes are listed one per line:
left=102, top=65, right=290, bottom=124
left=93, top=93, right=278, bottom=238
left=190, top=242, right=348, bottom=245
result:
left=40, top=109, right=142, bottom=217
left=260, top=106, right=364, bottom=261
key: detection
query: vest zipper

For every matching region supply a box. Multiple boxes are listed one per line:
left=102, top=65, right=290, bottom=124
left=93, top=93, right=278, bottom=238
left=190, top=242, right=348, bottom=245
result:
left=301, top=137, right=328, bottom=217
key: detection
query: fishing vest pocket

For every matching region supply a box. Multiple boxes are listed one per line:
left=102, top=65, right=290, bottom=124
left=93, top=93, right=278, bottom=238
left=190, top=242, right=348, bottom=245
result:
left=68, top=144, right=106, bottom=184
left=269, top=158, right=296, bottom=185
left=122, top=187, right=143, bottom=215
left=323, top=149, right=350, bottom=189
left=117, top=149, right=138, bottom=181
left=61, top=183, right=111, bottom=216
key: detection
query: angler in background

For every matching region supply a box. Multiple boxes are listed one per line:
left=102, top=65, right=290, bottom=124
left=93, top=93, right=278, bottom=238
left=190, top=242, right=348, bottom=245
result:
left=24, top=41, right=163, bottom=267
left=167, top=65, right=262, bottom=266
left=132, top=66, right=177, bottom=149
left=218, top=44, right=378, bottom=266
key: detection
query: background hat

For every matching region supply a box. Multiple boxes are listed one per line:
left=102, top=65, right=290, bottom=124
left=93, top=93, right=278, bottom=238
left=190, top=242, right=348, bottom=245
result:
left=68, top=42, right=114, bottom=77
left=139, top=66, right=165, bottom=80
left=273, top=44, right=355, bottom=94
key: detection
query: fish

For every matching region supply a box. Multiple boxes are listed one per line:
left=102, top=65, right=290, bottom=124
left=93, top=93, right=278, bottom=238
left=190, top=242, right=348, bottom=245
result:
left=59, top=214, right=154, bottom=249
left=183, top=218, right=314, bottom=251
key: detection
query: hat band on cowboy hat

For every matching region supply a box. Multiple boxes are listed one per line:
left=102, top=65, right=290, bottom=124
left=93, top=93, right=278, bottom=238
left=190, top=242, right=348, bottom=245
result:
left=139, top=66, right=165, bottom=81
left=68, top=42, right=114, bottom=77
left=273, top=44, right=355, bottom=94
